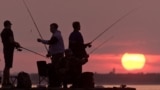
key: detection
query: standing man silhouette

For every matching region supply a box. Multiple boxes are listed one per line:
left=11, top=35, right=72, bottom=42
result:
left=68, top=21, right=91, bottom=87
left=1, top=20, right=21, bottom=87
left=37, top=23, right=65, bottom=87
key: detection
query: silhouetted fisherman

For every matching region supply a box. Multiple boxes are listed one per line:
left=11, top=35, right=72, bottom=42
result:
left=68, top=21, right=91, bottom=87
left=1, top=20, right=21, bottom=87
left=37, top=23, right=65, bottom=88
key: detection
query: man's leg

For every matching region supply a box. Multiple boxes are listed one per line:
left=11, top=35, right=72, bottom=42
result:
left=49, top=53, right=64, bottom=88
left=3, top=49, right=14, bottom=86
left=2, top=67, right=10, bottom=85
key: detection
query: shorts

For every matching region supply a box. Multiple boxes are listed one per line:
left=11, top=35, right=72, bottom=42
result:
left=4, top=48, right=14, bottom=68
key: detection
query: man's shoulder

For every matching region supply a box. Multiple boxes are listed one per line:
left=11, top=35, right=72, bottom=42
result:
left=1, top=30, right=13, bottom=40
left=70, top=31, right=81, bottom=36
left=54, top=30, right=62, bottom=36
left=1, top=29, right=12, bottom=33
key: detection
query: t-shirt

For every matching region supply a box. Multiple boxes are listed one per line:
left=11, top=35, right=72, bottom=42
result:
left=1, top=28, right=15, bottom=49
left=69, top=30, right=87, bottom=58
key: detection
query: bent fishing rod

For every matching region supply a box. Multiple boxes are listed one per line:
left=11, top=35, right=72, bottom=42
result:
left=89, top=36, right=114, bottom=54
left=19, top=46, right=47, bottom=58
left=90, top=8, right=139, bottom=44
left=22, top=0, right=48, bottom=52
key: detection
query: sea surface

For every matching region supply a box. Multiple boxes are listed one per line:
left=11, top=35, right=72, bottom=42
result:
left=103, top=85, right=160, bottom=90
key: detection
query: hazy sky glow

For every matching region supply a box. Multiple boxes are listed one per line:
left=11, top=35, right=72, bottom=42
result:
left=0, top=0, right=160, bottom=74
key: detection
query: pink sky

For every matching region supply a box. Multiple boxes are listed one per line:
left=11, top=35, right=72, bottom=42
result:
left=0, top=0, right=160, bottom=74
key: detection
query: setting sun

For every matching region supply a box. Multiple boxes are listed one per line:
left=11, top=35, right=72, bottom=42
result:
left=121, top=53, right=146, bottom=71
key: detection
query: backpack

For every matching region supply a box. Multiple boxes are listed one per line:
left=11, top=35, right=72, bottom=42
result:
left=17, top=71, right=32, bottom=88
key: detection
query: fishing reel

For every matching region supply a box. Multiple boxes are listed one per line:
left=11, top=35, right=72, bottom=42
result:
left=85, top=42, right=92, bottom=48
left=88, top=44, right=92, bottom=48
left=16, top=48, right=22, bottom=51
left=15, top=42, right=22, bottom=51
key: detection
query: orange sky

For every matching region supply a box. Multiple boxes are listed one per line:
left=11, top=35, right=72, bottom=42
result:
left=0, top=0, right=160, bottom=74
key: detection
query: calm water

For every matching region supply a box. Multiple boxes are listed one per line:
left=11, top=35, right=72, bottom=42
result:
left=103, top=85, right=160, bottom=90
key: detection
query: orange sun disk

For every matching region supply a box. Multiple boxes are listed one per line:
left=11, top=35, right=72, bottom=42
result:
left=121, top=53, right=146, bottom=71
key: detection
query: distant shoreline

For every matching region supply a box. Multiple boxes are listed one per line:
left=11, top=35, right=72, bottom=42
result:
left=94, top=73, right=160, bottom=85
left=2, top=72, right=160, bottom=86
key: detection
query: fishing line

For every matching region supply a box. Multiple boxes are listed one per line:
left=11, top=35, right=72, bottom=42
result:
left=88, top=8, right=139, bottom=54
left=22, top=0, right=48, bottom=52
left=20, top=46, right=47, bottom=58
left=91, top=7, right=139, bottom=44
left=89, top=36, right=114, bottom=54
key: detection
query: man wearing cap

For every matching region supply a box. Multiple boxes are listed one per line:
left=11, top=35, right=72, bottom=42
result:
left=1, top=20, right=21, bottom=87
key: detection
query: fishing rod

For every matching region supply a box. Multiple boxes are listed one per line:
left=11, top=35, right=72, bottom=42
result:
left=20, top=46, right=47, bottom=58
left=89, top=36, right=114, bottom=54
left=90, top=8, right=138, bottom=44
left=22, top=0, right=48, bottom=52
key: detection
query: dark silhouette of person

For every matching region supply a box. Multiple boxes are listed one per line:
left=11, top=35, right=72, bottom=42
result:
left=1, top=20, right=21, bottom=87
left=37, top=23, right=65, bottom=88
left=68, top=21, right=91, bottom=87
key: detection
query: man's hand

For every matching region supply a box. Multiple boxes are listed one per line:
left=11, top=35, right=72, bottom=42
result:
left=86, top=42, right=92, bottom=48
left=14, top=42, right=22, bottom=51
left=46, top=52, right=51, bottom=58
left=84, top=42, right=92, bottom=48
left=15, top=42, right=21, bottom=48
left=37, top=38, right=42, bottom=42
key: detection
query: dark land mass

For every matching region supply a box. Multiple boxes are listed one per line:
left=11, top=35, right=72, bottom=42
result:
left=8, top=72, right=160, bottom=85
left=94, top=72, right=160, bottom=85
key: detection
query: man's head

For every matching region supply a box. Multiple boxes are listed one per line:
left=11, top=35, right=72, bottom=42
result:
left=50, top=23, right=58, bottom=33
left=72, top=21, right=80, bottom=31
left=4, top=20, right=12, bottom=27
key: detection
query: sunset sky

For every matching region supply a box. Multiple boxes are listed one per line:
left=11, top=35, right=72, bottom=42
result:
left=0, top=0, right=160, bottom=74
